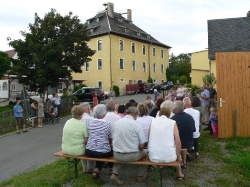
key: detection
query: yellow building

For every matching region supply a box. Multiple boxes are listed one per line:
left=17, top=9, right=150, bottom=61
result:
left=190, top=50, right=210, bottom=86
left=72, top=2, right=171, bottom=95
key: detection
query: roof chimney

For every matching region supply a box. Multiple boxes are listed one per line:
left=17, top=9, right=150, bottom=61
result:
left=107, top=2, right=114, bottom=18
left=247, top=11, right=250, bottom=17
left=127, top=9, right=132, bottom=22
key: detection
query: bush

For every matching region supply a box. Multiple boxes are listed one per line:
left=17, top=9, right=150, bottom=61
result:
left=73, top=84, right=87, bottom=93
left=147, top=76, right=153, bottom=83
left=113, top=85, right=120, bottom=97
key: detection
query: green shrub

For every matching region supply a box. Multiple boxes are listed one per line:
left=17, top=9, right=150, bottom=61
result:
left=73, top=84, right=87, bottom=93
left=147, top=76, right=153, bottom=83
left=113, top=85, right=120, bottom=97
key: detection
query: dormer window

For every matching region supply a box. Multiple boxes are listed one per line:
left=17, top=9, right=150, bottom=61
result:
left=96, top=18, right=99, bottom=22
left=125, top=28, right=129, bottom=34
left=118, top=18, right=123, bottom=23
left=137, top=32, right=140, bottom=37
left=87, top=20, right=90, bottom=25
left=147, top=35, right=151, bottom=39
left=129, top=21, right=132, bottom=25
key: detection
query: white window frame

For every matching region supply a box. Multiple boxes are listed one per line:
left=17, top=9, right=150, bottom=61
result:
left=153, top=63, right=156, bottom=72
left=97, top=40, right=102, bottom=51
left=120, top=58, right=124, bottom=70
left=143, top=62, right=147, bottom=72
left=98, top=81, right=102, bottom=89
left=11, top=83, right=16, bottom=91
left=142, top=45, right=146, bottom=55
left=85, top=61, right=89, bottom=71
left=97, top=59, right=102, bottom=70
left=153, top=47, right=156, bottom=56
left=161, top=64, right=164, bottom=73
left=161, top=49, right=164, bottom=58
left=131, top=42, right=136, bottom=53
left=119, top=40, right=124, bottom=51
left=132, top=60, right=136, bottom=71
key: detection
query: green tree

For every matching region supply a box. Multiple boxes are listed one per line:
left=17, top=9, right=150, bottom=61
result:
left=0, top=51, right=11, bottom=78
left=202, top=73, right=216, bottom=87
left=8, top=9, right=95, bottom=94
left=147, top=76, right=153, bottom=83
left=179, top=75, right=187, bottom=84
left=169, top=53, right=191, bottom=83
left=165, top=67, right=171, bottom=81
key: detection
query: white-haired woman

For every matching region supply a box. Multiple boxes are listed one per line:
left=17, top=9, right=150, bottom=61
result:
left=156, top=100, right=175, bottom=118
left=85, top=104, right=113, bottom=179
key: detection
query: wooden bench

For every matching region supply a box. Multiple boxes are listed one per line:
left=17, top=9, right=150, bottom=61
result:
left=54, top=151, right=182, bottom=187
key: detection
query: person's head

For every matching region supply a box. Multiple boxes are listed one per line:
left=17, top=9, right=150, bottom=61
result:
left=79, top=102, right=91, bottom=114
left=146, top=96, right=151, bottom=100
left=179, top=84, right=183, bottom=88
left=132, top=102, right=138, bottom=107
left=39, top=98, right=43, bottom=103
left=16, top=100, right=21, bottom=105
left=160, top=100, right=174, bottom=113
left=210, top=107, right=217, bottom=115
left=126, top=106, right=139, bottom=120
left=209, top=84, right=213, bottom=89
left=164, top=95, right=168, bottom=100
left=200, top=84, right=206, bottom=91
left=169, top=88, right=173, bottom=92
left=170, top=93, right=176, bottom=100
left=125, top=102, right=133, bottom=109
left=71, top=105, right=84, bottom=119
left=154, top=89, right=157, bottom=93
left=155, top=98, right=164, bottom=108
left=183, top=97, right=192, bottom=108
left=117, top=105, right=126, bottom=114
left=110, top=87, right=113, bottom=91
left=31, top=99, right=36, bottom=104
left=191, top=96, right=201, bottom=107
left=106, top=100, right=116, bottom=112
left=93, top=104, right=107, bottom=119
left=46, top=98, right=50, bottom=102
left=55, top=93, right=58, bottom=97
left=159, top=107, right=171, bottom=118
left=173, top=100, right=184, bottom=114
left=129, top=99, right=136, bottom=103
left=137, top=103, right=148, bottom=117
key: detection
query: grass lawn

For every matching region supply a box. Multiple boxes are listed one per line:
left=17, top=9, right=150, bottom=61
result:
left=0, top=130, right=250, bottom=187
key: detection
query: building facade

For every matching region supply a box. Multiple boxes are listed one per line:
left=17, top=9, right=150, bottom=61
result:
left=72, top=2, right=171, bottom=95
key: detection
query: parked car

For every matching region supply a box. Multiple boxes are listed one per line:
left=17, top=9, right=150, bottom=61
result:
left=72, top=87, right=105, bottom=104
left=160, top=81, right=174, bottom=90
left=144, top=84, right=161, bottom=94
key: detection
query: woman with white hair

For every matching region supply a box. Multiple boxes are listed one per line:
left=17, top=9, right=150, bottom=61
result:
left=85, top=104, right=113, bottom=178
left=156, top=100, right=175, bottom=118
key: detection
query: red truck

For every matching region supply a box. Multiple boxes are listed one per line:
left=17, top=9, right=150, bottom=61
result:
left=126, top=81, right=146, bottom=94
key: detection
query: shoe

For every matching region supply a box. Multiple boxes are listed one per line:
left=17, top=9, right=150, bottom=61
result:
left=177, top=174, right=185, bottom=180
left=17, top=132, right=21, bottom=134
left=110, top=174, right=124, bottom=186
left=186, top=153, right=193, bottom=161
left=137, top=174, right=147, bottom=183
left=195, top=154, right=200, bottom=159
left=23, top=130, right=29, bottom=133
left=181, top=163, right=187, bottom=169
left=38, top=125, right=42, bottom=128
left=92, top=172, right=100, bottom=179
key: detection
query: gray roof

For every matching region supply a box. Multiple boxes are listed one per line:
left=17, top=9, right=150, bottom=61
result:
left=208, top=17, right=250, bottom=60
left=85, top=11, right=171, bottom=49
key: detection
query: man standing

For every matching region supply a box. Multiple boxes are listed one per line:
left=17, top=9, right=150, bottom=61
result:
left=110, top=107, right=148, bottom=185
left=52, top=93, right=61, bottom=120
left=14, top=100, right=29, bottom=134
left=183, top=97, right=200, bottom=159
left=153, top=89, right=160, bottom=102
left=176, top=84, right=185, bottom=99
left=171, top=101, right=195, bottom=169
left=208, top=84, right=217, bottom=109
left=200, top=85, right=210, bottom=125
left=104, top=100, right=122, bottom=125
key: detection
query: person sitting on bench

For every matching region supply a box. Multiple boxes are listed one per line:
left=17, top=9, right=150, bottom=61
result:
left=148, top=107, right=184, bottom=180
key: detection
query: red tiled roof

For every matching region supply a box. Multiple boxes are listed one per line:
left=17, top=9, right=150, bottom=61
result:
left=4, top=49, right=16, bottom=58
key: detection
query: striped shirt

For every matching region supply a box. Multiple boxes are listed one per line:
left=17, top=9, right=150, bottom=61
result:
left=112, top=115, right=147, bottom=153
left=86, top=118, right=112, bottom=153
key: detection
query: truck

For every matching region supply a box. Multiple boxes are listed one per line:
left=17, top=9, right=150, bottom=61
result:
left=126, top=83, right=139, bottom=95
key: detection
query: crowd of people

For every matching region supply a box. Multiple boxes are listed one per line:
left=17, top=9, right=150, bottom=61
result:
left=61, top=84, right=217, bottom=185
left=13, top=93, right=61, bottom=134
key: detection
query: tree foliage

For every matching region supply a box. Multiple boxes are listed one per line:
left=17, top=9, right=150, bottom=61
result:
left=0, top=51, right=11, bottom=78
left=165, top=67, right=171, bottom=82
left=169, top=53, right=191, bottom=83
left=8, top=9, right=95, bottom=93
left=202, top=73, right=216, bottom=87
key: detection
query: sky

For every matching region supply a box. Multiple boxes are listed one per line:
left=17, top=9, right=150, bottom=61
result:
left=1, top=0, right=250, bottom=56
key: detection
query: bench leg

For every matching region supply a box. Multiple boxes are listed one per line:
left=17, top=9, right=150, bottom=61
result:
left=66, top=158, right=80, bottom=182
left=151, top=166, right=162, bottom=187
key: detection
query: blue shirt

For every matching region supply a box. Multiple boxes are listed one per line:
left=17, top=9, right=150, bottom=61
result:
left=201, top=89, right=210, bottom=106
left=14, top=105, right=23, bottom=118
left=52, top=97, right=61, bottom=105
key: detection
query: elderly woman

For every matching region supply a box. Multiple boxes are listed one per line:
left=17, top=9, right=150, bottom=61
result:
left=136, top=103, right=153, bottom=142
left=148, top=107, right=185, bottom=180
left=156, top=100, right=175, bottom=118
left=85, top=104, right=113, bottom=178
left=62, top=105, right=88, bottom=156
left=149, top=98, right=164, bottom=117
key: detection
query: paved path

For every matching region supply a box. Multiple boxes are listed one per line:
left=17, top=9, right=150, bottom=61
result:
left=0, top=93, right=155, bottom=182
